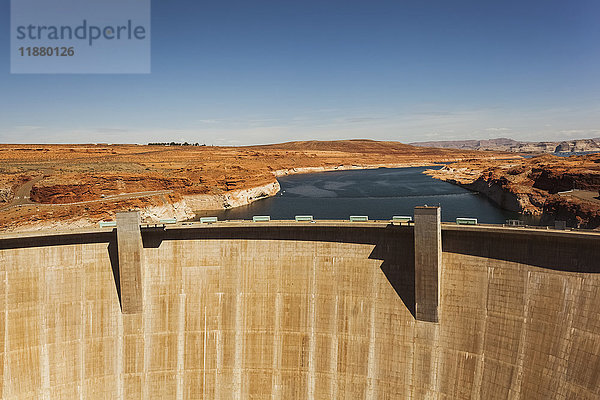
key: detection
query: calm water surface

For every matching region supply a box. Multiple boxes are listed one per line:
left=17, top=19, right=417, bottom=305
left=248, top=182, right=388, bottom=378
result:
left=196, top=166, right=529, bottom=224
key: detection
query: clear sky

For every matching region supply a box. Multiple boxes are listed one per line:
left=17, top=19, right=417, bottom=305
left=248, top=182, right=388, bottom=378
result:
left=1, top=0, right=600, bottom=144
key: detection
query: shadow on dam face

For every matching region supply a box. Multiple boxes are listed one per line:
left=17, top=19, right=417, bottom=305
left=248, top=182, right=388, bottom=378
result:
left=443, top=229, right=600, bottom=273
left=368, top=231, right=415, bottom=318
left=141, top=225, right=417, bottom=318
left=107, top=237, right=122, bottom=309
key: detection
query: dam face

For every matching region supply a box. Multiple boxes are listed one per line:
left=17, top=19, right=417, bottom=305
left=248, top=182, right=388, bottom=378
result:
left=0, top=221, right=599, bottom=399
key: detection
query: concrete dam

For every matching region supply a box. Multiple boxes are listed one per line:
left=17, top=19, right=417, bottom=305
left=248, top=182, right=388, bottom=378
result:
left=0, top=208, right=599, bottom=399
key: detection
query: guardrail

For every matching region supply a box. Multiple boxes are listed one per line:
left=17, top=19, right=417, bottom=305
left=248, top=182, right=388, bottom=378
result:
left=392, top=216, right=412, bottom=224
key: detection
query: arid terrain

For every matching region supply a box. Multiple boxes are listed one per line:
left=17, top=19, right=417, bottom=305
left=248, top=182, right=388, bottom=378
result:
left=0, top=140, right=508, bottom=231
left=426, top=153, right=600, bottom=228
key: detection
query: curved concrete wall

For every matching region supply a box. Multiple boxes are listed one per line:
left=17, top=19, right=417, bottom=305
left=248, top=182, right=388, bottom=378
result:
left=0, top=223, right=599, bottom=399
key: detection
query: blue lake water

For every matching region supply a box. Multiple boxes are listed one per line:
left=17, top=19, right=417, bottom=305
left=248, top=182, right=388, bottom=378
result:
left=195, top=166, right=527, bottom=224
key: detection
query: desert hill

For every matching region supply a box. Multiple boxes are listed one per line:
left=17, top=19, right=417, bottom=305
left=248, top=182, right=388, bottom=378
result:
left=255, top=139, right=419, bottom=153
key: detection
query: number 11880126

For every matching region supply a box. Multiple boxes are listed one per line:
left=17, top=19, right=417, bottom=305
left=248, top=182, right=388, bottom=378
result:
left=18, top=47, right=74, bottom=56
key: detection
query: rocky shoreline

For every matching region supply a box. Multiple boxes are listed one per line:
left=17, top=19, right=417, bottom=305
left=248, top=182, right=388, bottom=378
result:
left=425, top=154, right=600, bottom=229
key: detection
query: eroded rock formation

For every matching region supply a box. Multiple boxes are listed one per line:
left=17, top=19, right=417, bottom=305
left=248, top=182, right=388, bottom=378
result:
left=425, top=154, right=600, bottom=228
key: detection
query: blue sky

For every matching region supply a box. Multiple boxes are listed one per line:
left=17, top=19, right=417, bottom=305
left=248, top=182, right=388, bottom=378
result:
left=1, top=0, right=600, bottom=144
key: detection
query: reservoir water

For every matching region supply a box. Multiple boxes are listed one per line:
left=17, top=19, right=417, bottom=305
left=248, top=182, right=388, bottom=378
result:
left=196, top=166, right=525, bottom=224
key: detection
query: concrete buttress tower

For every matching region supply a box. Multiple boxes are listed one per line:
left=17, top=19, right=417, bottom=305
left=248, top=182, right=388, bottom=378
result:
left=116, top=211, right=144, bottom=314
left=414, top=206, right=442, bottom=322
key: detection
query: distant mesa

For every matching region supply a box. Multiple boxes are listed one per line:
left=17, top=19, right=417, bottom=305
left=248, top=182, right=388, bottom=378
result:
left=411, top=137, right=600, bottom=154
